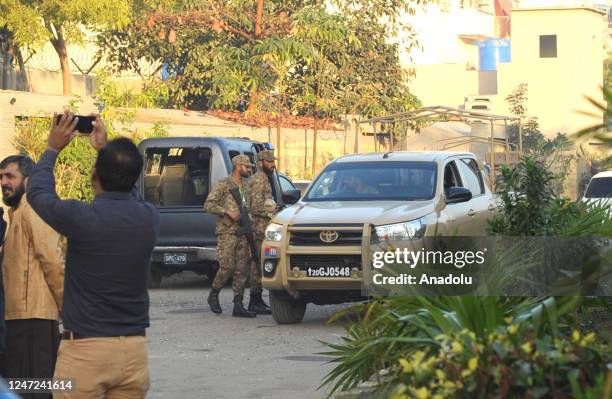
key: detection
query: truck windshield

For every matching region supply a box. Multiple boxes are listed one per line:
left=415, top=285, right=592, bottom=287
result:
left=304, top=161, right=437, bottom=201
left=585, top=177, right=612, bottom=198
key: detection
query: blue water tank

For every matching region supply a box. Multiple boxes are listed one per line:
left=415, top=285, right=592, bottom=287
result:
left=498, top=39, right=511, bottom=63
left=478, top=39, right=511, bottom=71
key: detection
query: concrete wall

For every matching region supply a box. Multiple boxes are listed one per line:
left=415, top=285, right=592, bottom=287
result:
left=495, top=8, right=606, bottom=136
left=411, top=64, right=480, bottom=108
left=409, top=7, right=606, bottom=138
left=0, top=91, right=99, bottom=163
left=0, top=91, right=376, bottom=181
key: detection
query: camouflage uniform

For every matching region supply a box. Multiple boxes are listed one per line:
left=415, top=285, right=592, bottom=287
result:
left=246, top=166, right=275, bottom=293
left=204, top=177, right=250, bottom=297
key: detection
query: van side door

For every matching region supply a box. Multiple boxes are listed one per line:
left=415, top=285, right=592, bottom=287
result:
left=441, top=160, right=475, bottom=235
left=455, top=157, right=492, bottom=234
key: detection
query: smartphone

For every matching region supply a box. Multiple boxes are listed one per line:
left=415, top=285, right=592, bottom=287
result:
left=55, top=114, right=95, bottom=134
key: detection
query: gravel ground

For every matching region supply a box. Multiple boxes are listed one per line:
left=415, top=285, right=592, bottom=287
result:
left=146, top=272, right=348, bottom=399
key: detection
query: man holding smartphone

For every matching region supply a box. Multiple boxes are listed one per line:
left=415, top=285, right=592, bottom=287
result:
left=27, top=112, right=159, bottom=398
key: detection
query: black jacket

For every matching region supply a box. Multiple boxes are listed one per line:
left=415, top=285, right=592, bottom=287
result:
left=28, top=150, right=159, bottom=337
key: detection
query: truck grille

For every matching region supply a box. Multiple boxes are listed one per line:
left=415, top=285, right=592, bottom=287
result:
left=289, top=231, right=362, bottom=246
left=290, top=255, right=362, bottom=270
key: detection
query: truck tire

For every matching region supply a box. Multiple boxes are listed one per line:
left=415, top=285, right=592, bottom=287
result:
left=270, top=290, right=307, bottom=324
left=206, top=268, right=218, bottom=283
left=149, top=269, right=163, bottom=289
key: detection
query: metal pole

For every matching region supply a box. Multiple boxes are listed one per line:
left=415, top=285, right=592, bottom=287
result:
left=312, top=119, right=318, bottom=176
left=354, top=120, right=360, bottom=154
left=504, top=119, right=509, bottom=164
left=390, top=122, right=394, bottom=150
left=276, top=122, right=282, bottom=171
left=304, top=128, right=308, bottom=172
left=490, top=120, right=495, bottom=190
left=373, top=122, right=378, bottom=152
left=518, top=122, right=523, bottom=154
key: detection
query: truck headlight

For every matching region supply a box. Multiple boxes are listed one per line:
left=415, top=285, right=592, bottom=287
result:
left=265, top=223, right=283, bottom=242
left=375, top=217, right=426, bottom=241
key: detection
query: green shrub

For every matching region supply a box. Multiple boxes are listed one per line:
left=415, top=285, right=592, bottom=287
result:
left=387, top=326, right=610, bottom=399
left=321, top=296, right=583, bottom=395
left=13, top=114, right=168, bottom=202
left=487, top=155, right=611, bottom=237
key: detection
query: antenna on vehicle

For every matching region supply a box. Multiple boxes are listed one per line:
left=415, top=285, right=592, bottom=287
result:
left=382, top=152, right=393, bottom=159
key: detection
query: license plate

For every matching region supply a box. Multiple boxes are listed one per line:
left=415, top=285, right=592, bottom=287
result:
left=164, top=253, right=187, bottom=265
left=306, top=266, right=351, bottom=278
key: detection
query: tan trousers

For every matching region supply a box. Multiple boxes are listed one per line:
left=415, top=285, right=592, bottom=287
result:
left=53, top=336, right=149, bottom=399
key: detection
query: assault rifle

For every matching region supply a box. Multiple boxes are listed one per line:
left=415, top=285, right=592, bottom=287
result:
left=229, top=186, right=261, bottom=267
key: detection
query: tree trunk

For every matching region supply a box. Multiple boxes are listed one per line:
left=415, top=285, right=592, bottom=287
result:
left=312, top=118, right=318, bottom=176
left=1, top=45, right=10, bottom=90
left=246, top=0, right=265, bottom=111
left=14, top=46, right=30, bottom=91
left=276, top=117, right=282, bottom=171
left=50, top=26, right=71, bottom=96
left=255, top=0, right=264, bottom=37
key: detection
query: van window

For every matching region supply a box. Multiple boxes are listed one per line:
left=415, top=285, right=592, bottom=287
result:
left=279, top=174, right=296, bottom=192
left=443, top=161, right=462, bottom=193
left=144, top=147, right=212, bottom=207
left=585, top=176, right=612, bottom=198
left=244, top=151, right=257, bottom=174
left=457, top=158, right=484, bottom=196
left=146, top=153, right=162, bottom=175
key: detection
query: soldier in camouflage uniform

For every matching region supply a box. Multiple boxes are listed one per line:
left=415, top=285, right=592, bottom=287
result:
left=245, top=150, right=277, bottom=314
left=204, top=155, right=257, bottom=318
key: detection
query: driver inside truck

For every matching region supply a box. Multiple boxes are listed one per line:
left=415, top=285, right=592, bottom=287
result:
left=338, top=174, right=378, bottom=195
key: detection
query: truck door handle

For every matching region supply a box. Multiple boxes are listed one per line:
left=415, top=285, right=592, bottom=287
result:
left=468, top=209, right=476, bottom=217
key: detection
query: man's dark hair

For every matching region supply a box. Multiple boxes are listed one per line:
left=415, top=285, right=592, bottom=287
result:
left=0, top=155, right=34, bottom=177
left=95, top=138, right=143, bottom=192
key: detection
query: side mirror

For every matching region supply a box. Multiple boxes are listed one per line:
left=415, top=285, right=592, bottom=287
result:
left=282, top=189, right=301, bottom=205
left=445, top=187, right=472, bottom=204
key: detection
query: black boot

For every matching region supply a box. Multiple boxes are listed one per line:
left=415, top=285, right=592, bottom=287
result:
left=248, top=292, right=272, bottom=315
left=232, top=295, right=256, bottom=318
left=207, top=288, right=222, bottom=314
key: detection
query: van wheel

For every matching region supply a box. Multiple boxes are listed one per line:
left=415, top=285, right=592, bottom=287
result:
left=206, top=268, right=218, bottom=283
left=149, top=269, right=163, bottom=289
left=270, top=291, right=307, bottom=324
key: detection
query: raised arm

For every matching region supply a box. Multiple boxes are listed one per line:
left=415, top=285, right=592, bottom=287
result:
left=28, top=112, right=108, bottom=237
left=28, top=112, right=85, bottom=237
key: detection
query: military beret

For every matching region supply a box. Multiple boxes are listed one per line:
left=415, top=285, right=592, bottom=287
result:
left=257, top=150, right=277, bottom=162
left=232, top=154, right=254, bottom=167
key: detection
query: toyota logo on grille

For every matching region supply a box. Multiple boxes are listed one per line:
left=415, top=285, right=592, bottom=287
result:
left=319, top=230, right=339, bottom=243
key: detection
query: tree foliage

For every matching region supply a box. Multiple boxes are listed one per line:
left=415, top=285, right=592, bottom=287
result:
left=98, top=0, right=422, bottom=119
left=505, top=83, right=575, bottom=193
left=487, top=156, right=611, bottom=237
left=0, top=0, right=131, bottom=94
left=13, top=91, right=168, bottom=202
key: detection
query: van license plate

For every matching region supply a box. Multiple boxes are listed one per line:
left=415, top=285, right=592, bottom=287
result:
left=164, top=253, right=187, bottom=265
